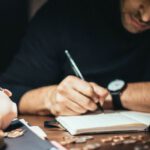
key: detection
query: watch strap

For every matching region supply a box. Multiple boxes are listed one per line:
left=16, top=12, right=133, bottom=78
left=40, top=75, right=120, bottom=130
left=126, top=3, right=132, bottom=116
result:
left=111, top=93, right=125, bottom=110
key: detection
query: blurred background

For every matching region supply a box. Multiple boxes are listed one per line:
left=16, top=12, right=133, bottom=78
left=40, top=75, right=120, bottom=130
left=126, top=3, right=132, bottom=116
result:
left=0, top=0, right=47, bottom=73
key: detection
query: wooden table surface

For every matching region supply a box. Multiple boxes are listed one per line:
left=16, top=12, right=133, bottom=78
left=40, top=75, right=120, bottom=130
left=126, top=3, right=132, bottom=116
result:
left=19, top=115, right=150, bottom=150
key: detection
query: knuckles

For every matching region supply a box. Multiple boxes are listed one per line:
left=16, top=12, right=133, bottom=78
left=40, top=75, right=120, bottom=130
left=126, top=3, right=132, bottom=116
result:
left=64, top=75, right=76, bottom=83
left=55, top=76, right=98, bottom=115
left=55, top=93, right=65, bottom=103
left=57, top=82, right=69, bottom=95
left=57, top=75, right=75, bottom=93
left=57, top=84, right=65, bottom=94
left=85, top=86, right=94, bottom=97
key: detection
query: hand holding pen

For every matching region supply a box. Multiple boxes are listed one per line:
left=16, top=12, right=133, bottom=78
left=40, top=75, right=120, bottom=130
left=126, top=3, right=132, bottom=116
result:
left=65, top=50, right=108, bottom=113
left=47, top=50, right=108, bottom=116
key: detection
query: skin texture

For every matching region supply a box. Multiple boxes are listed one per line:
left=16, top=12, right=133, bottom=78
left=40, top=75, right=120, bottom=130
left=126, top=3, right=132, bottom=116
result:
left=121, top=0, right=150, bottom=33
left=19, top=0, right=150, bottom=116
left=19, top=76, right=109, bottom=116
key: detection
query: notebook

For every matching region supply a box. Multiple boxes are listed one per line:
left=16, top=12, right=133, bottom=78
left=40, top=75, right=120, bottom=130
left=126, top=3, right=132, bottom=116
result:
left=56, top=111, right=150, bottom=135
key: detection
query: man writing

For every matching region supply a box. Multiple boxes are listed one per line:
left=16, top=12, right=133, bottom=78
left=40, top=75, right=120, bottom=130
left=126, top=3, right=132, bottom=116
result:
left=0, top=0, right=150, bottom=116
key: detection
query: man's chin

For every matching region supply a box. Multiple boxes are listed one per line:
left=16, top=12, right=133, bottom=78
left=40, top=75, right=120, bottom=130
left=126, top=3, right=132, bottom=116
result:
left=123, top=23, right=147, bottom=34
left=126, top=28, right=142, bottom=34
left=121, top=15, right=150, bottom=34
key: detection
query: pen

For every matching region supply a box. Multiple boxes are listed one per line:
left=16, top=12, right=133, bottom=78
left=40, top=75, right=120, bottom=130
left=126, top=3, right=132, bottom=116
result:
left=65, top=50, right=104, bottom=112
left=65, top=50, right=85, bottom=80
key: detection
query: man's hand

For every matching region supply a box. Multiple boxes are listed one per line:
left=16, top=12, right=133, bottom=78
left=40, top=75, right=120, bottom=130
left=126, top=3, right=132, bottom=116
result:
left=89, top=82, right=108, bottom=106
left=19, top=76, right=109, bottom=116
left=49, top=76, right=109, bottom=115
left=50, top=76, right=97, bottom=115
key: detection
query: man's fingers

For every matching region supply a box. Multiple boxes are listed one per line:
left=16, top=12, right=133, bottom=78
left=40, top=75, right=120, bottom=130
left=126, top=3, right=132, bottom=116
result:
left=52, top=76, right=107, bottom=116
left=57, top=84, right=97, bottom=112
left=64, top=76, right=96, bottom=99
left=90, top=82, right=109, bottom=105
left=66, top=101, right=87, bottom=114
left=65, top=88, right=97, bottom=112
left=54, top=106, right=80, bottom=116
left=59, top=108, right=81, bottom=116
left=56, top=93, right=88, bottom=114
left=90, top=82, right=108, bottom=97
left=52, top=97, right=83, bottom=116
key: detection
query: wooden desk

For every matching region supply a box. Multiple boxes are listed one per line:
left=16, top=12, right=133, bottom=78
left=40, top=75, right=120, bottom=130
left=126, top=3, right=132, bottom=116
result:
left=20, top=115, right=150, bottom=150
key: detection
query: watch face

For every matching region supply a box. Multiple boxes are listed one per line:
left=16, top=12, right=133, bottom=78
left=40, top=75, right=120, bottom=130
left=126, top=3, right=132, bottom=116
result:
left=108, top=79, right=125, bottom=92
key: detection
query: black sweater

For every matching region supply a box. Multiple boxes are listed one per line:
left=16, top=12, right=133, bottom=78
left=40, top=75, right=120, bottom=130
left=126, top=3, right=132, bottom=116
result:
left=0, top=0, right=150, bottom=104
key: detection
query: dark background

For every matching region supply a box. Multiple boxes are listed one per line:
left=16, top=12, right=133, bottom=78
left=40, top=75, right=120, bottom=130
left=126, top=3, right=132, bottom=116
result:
left=0, top=0, right=28, bottom=73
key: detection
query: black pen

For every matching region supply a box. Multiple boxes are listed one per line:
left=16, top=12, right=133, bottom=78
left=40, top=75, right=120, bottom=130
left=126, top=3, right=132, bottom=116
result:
left=65, top=50, right=104, bottom=112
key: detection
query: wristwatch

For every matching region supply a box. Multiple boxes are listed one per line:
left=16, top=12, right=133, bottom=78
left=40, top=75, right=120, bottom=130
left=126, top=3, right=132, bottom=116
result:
left=107, top=79, right=126, bottom=110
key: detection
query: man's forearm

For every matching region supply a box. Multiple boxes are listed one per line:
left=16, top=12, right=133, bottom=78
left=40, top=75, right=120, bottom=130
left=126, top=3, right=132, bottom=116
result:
left=19, top=82, right=150, bottom=115
left=121, top=82, right=150, bottom=112
left=19, top=85, right=57, bottom=115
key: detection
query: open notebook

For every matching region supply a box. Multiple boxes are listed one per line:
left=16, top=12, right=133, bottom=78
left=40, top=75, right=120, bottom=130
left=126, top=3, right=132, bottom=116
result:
left=56, top=111, right=150, bottom=135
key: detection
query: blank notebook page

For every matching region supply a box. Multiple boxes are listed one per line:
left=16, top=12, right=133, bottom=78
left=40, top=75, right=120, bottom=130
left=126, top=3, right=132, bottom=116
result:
left=57, top=113, right=142, bottom=130
left=120, top=111, right=150, bottom=126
